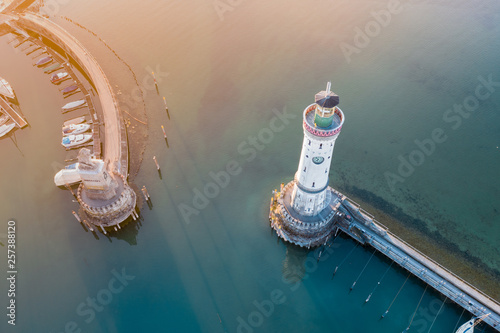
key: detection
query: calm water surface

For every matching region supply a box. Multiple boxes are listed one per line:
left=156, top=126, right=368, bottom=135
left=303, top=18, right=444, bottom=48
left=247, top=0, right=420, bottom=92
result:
left=0, top=0, right=499, bottom=332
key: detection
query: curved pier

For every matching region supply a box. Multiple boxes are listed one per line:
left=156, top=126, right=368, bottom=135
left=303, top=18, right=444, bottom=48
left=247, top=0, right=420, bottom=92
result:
left=2, top=11, right=137, bottom=229
left=13, top=12, right=128, bottom=177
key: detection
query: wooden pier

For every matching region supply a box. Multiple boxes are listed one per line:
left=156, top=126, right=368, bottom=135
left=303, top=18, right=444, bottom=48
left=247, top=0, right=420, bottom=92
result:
left=0, top=95, right=27, bottom=128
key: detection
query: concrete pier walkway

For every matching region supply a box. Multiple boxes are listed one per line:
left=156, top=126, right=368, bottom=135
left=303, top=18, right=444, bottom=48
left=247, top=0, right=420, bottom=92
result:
left=338, top=196, right=500, bottom=331
left=271, top=185, right=500, bottom=331
left=12, top=12, right=127, bottom=177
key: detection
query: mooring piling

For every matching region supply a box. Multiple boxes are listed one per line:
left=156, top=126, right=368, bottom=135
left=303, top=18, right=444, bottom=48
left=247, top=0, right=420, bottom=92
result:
left=65, top=183, right=78, bottom=199
left=72, top=211, right=81, bottom=223
left=152, top=71, right=159, bottom=94
left=83, top=220, right=94, bottom=232
left=161, top=125, right=169, bottom=147
left=163, top=97, right=170, bottom=119
left=153, top=156, right=160, bottom=171
left=141, top=185, right=150, bottom=202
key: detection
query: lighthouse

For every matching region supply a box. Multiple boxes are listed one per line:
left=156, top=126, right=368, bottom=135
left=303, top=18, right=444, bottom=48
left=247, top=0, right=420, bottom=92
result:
left=75, top=148, right=137, bottom=230
left=269, top=82, right=345, bottom=247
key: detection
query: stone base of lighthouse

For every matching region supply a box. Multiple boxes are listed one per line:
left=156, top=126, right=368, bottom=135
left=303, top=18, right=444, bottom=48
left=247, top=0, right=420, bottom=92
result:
left=269, top=181, right=344, bottom=248
left=77, top=172, right=137, bottom=230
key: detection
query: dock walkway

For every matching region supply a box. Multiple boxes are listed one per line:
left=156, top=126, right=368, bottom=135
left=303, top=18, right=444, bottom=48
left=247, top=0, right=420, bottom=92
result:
left=338, top=197, right=500, bottom=331
left=0, top=95, right=27, bottom=128
left=14, top=12, right=127, bottom=177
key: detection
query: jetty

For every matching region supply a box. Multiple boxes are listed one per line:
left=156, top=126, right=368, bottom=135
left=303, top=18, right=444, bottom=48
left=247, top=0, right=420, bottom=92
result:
left=271, top=189, right=500, bottom=331
left=5, top=12, right=127, bottom=176
left=0, top=9, right=137, bottom=230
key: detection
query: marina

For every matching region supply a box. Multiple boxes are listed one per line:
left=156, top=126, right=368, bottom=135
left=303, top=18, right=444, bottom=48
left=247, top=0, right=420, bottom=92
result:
left=1, top=7, right=137, bottom=230
left=0, top=78, right=27, bottom=129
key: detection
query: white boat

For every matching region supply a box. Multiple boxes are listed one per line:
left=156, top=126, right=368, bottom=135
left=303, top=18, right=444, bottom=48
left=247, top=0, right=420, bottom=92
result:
left=62, top=123, right=91, bottom=135
left=54, top=163, right=81, bottom=187
left=61, top=133, right=92, bottom=148
left=0, top=78, right=15, bottom=99
left=62, top=99, right=86, bottom=112
left=63, top=116, right=86, bottom=127
left=50, top=72, right=69, bottom=84
left=0, top=122, right=15, bottom=138
left=455, top=314, right=490, bottom=333
left=0, top=113, right=9, bottom=126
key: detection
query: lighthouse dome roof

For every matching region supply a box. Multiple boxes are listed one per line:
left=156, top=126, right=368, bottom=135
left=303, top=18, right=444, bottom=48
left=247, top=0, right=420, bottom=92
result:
left=315, top=92, right=339, bottom=108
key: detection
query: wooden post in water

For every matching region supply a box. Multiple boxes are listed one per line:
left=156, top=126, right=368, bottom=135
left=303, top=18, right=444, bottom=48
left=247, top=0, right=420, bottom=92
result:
left=142, top=186, right=150, bottom=201
left=152, top=71, right=158, bottom=87
left=83, top=220, right=94, bottom=232
left=65, top=183, right=78, bottom=200
left=152, top=71, right=159, bottom=94
left=161, top=125, right=169, bottom=147
left=72, top=211, right=81, bottom=223
left=163, top=97, right=170, bottom=119
left=153, top=156, right=160, bottom=171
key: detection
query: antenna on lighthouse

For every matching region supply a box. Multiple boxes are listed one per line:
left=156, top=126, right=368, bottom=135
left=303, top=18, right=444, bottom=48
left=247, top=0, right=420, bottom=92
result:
left=326, top=82, right=331, bottom=95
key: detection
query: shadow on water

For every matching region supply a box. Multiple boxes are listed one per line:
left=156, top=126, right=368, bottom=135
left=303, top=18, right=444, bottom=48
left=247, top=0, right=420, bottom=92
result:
left=281, top=244, right=309, bottom=284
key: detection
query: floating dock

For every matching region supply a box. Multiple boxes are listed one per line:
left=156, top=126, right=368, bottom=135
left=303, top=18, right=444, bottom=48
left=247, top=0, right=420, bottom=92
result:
left=270, top=188, right=500, bottom=331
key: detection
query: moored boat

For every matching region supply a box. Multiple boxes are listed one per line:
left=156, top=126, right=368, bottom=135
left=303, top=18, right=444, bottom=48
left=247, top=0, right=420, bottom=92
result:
left=54, top=163, right=81, bottom=186
left=50, top=72, right=69, bottom=84
left=62, top=123, right=91, bottom=135
left=62, top=99, right=86, bottom=112
left=0, top=113, right=9, bottom=126
left=0, top=78, right=15, bottom=99
left=0, top=122, right=15, bottom=138
left=62, top=85, right=78, bottom=94
left=455, top=314, right=490, bottom=333
left=43, top=63, right=62, bottom=73
left=36, top=56, right=52, bottom=67
left=62, top=133, right=92, bottom=148
left=63, top=116, right=86, bottom=127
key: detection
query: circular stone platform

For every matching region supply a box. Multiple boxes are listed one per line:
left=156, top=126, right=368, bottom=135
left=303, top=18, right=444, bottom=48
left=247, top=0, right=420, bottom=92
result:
left=77, top=172, right=137, bottom=228
left=270, top=181, right=343, bottom=248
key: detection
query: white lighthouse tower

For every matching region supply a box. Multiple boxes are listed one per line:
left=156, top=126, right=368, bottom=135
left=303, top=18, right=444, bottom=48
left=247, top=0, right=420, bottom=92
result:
left=270, top=83, right=345, bottom=247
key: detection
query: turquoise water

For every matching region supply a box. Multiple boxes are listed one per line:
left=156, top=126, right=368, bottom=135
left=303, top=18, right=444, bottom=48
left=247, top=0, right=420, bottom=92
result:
left=0, top=0, right=499, bottom=332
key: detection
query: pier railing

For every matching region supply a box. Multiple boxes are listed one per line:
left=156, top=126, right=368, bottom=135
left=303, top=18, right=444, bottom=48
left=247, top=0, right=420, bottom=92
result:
left=343, top=195, right=500, bottom=308
left=340, top=195, right=500, bottom=330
